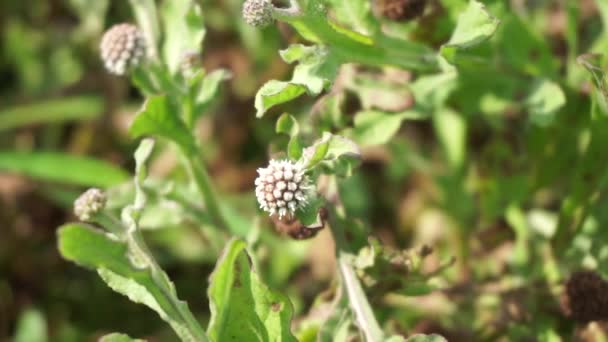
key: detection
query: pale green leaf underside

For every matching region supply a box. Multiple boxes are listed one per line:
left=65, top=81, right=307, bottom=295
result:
left=57, top=224, right=200, bottom=342
left=207, top=238, right=297, bottom=342
left=441, top=0, right=499, bottom=61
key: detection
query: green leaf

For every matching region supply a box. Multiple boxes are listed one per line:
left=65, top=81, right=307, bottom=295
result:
left=99, top=333, right=145, bottom=342
left=440, top=0, right=499, bottom=63
left=255, top=45, right=341, bottom=118
left=0, top=152, right=129, bottom=187
left=303, top=133, right=361, bottom=176
left=276, top=113, right=300, bottom=137
left=128, top=0, right=160, bottom=58
left=207, top=239, right=297, bottom=342
left=130, top=95, right=196, bottom=152
left=0, top=96, right=103, bottom=132
left=352, top=110, right=418, bottom=147
left=193, top=69, right=230, bottom=117
left=255, top=81, right=307, bottom=118
left=433, top=109, right=467, bottom=169
left=525, top=79, right=566, bottom=126
left=287, top=136, right=304, bottom=160
left=325, top=0, right=378, bottom=35
left=57, top=223, right=205, bottom=342
left=14, top=308, right=47, bottom=342
left=161, top=0, right=205, bottom=74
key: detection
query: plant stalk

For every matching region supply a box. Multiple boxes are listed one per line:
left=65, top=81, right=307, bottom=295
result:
left=325, top=176, right=385, bottom=342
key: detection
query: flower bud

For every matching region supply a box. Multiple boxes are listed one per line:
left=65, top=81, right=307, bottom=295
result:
left=100, top=23, right=147, bottom=75
left=242, top=0, right=275, bottom=28
left=74, top=188, right=107, bottom=222
left=374, top=0, right=426, bottom=21
left=255, top=159, right=312, bottom=218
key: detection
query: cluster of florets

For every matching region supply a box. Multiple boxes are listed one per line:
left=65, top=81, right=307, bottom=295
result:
left=255, top=159, right=312, bottom=218
left=74, top=188, right=107, bottom=221
left=100, top=23, right=147, bottom=75
left=242, top=0, right=275, bottom=28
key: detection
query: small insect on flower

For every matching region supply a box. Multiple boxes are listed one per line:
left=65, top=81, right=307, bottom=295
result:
left=74, top=188, right=107, bottom=222
left=255, top=159, right=312, bottom=218
left=242, top=0, right=275, bottom=28
left=100, top=23, right=147, bottom=75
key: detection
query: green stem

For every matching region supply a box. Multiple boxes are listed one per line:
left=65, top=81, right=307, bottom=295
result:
left=98, top=211, right=208, bottom=342
left=274, top=2, right=438, bottom=72
left=325, top=176, right=384, bottom=342
left=182, top=148, right=231, bottom=233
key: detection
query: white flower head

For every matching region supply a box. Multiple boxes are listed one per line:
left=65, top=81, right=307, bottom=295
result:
left=74, top=188, right=107, bottom=221
left=255, top=159, right=313, bottom=218
left=100, top=23, right=147, bottom=75
left=242, top=0, right=275, bottom=28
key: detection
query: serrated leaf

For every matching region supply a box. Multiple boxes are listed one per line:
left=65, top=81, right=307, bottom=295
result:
left=0, top=152, right=129, bottom=187
left=161, top=0, right=205, bottom=74
left=207, top=238, right=297, bottom=342
left=276, top=113, right=300, bottom=137
left=525, top=79, right=566, bottom=126
left=440, top=0, right=499, bottom=63
left=57, top=224, right=204, bottom=341
left=255, top=81, right=307, bottom=118
left=130, top=95, right=195, bottom=152
left=99, top=333, right=145, bottom=342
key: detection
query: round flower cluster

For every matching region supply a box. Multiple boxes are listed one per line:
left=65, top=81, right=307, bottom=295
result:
left=255, top=159, right=312, bottom=218
left=100, top=23, right=147, bottom=75
left=74, top=188, right=107, bottom=222
left=242, top=0, right=275, bottom=28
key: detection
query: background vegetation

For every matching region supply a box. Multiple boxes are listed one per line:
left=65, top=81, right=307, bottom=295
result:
left=2, top=0, right=608, bottom=341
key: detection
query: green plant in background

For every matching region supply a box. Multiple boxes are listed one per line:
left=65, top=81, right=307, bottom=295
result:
left=2, top=0, right=608, bottom=340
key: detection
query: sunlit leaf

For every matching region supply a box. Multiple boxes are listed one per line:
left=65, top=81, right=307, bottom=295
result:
left=207, top=238, right=297, bottom=342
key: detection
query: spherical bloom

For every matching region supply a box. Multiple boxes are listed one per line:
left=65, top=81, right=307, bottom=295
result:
left=100, top=23, right=147, bottom=75
left=242, top=0, right=274, bottom=28
left=255, top=159, right=312, bottom=218
left=74, top=188, right=107, bottom=221
left=374, top=0, right=426, bottom=21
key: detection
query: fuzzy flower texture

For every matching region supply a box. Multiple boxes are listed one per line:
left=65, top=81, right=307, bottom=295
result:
left=74, top=188, right=107, bottom=222
left=242, top=0, right=275, bottom=28
left=100, top=23, right=147, bottom=75
left=255, top=160, right=312, bottom=218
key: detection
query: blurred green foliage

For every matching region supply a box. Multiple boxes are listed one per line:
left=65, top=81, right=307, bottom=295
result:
left=3, top=0, right=608, bottom=341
